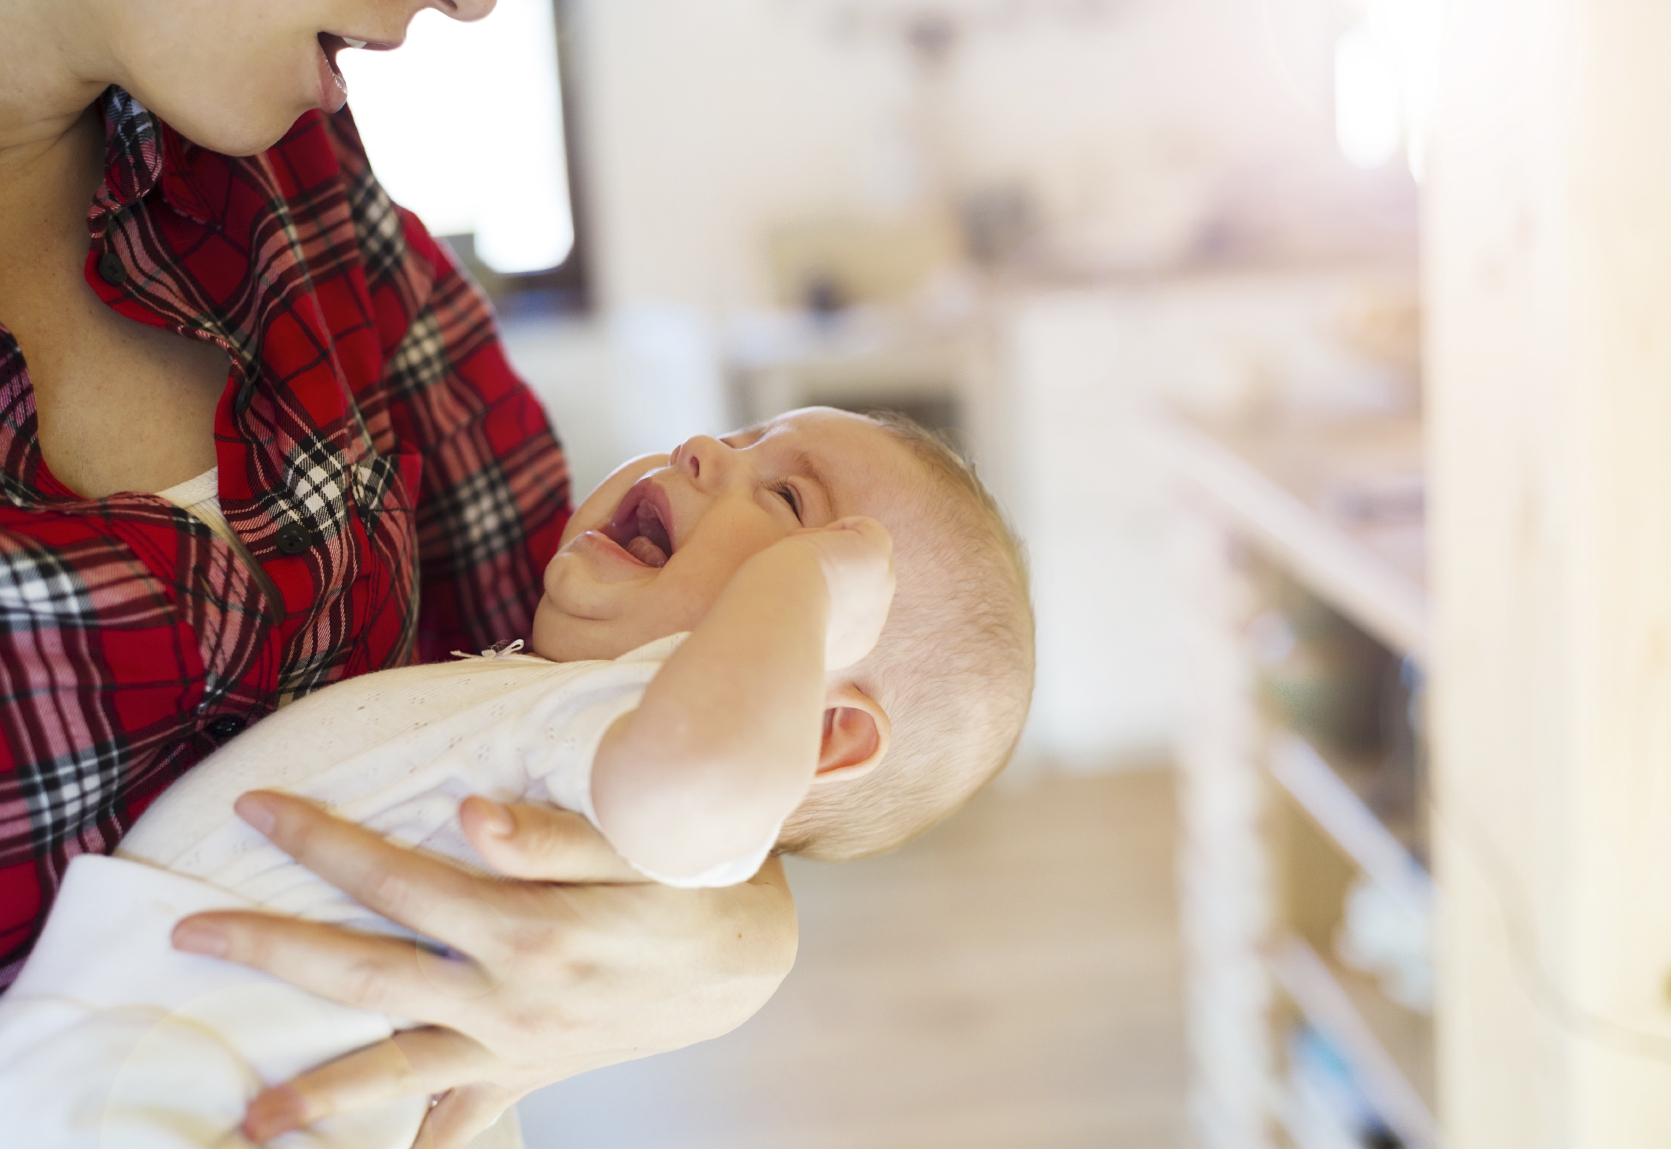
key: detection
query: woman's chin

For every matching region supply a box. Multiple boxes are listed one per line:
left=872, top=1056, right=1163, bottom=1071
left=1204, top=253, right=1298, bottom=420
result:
left=139, top=91, right=312, bottom=158
left=180, top=116, right=302, bottom=157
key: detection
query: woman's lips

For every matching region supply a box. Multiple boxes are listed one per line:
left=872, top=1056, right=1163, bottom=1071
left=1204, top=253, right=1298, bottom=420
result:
left=315, top=33, right=349, bottom=113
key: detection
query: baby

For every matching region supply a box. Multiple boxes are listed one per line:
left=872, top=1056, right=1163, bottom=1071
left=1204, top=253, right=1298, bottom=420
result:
left=0, top=407, right=1034, bottom=1148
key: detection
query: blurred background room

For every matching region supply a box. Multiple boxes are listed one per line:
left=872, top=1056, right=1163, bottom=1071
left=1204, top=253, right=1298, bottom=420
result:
left=341, top=0, right=1671, bottom=1146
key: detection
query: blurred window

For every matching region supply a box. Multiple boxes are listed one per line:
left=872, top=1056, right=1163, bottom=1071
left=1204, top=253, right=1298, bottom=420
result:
left=1334, top=0, right=1446, bottom=179
left=1334, top=24, right=1402, bottom=170
left=338, top=0, right=575, bottom=275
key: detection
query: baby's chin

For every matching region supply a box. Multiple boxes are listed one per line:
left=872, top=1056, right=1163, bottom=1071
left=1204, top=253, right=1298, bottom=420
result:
left=529, top=597, right=576, bottom=661
left=529, top=597, right=643, bottom=663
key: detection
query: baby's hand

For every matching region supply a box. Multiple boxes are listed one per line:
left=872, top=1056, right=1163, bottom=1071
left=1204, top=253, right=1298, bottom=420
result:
left=787, top=516, right=896, bottom=671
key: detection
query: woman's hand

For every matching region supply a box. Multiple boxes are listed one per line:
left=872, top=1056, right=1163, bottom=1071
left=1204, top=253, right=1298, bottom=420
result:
left=170, top=791, right=798, bottom=1147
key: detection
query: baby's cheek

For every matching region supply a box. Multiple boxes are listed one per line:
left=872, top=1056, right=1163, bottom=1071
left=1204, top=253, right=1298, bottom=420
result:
left=531, top=600, right=633, bottom=662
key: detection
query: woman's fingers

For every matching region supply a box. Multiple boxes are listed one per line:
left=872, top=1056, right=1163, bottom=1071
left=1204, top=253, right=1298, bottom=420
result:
left=416, top=1083, right=520, bottom=1149
left=211, top=850, right=799, bottom=1140
left=171, top=910, right=490, bottom=1022
left=234, top=791, right=498, bottom=946
left=242, top=1027, right=492, bottom=1143
left=460, top=797, right=644, bottom=883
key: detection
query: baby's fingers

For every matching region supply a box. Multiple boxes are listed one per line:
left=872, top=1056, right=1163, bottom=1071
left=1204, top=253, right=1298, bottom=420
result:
left=460, top=798, right=644, bottom=884
left=834, top=514, right=891, bottom=545
left=799, top=515, right=892, bottom=557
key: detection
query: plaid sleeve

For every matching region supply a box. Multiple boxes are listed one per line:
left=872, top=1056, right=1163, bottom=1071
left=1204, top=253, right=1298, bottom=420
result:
left=322, top=110, right=572, bottom=661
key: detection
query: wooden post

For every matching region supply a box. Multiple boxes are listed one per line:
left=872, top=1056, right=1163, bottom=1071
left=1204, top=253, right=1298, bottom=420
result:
left=1428, top=0, right=1671, bottom=1143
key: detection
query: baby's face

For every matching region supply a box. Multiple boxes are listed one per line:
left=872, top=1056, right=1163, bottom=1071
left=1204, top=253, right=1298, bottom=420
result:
left=533, top=408, right=925, bottom=661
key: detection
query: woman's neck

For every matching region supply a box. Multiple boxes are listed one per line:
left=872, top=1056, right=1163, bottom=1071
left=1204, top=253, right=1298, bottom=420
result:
left=0, top=0, right=113, bottom=287
left=0, top=0, right=112, bottom=174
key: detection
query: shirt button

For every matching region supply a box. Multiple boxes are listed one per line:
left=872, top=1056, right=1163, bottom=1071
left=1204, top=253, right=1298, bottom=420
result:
left=97, top=251, right=129, bottom=286
left=274, top=523, right=313, bottom=555
left=204, top=715, right=247, bottom=742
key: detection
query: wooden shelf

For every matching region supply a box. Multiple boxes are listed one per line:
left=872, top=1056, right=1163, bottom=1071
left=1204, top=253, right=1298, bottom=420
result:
left=1154, top=412, right=1428, bottom=660
left=1268, top=934, right=1438, bottom=1149
left=1164, top=404, right=1437, bottom=1149
left=1266, top=733, right=1432, bottom=923
left=1277, top=1072, right=1370, bottom=1149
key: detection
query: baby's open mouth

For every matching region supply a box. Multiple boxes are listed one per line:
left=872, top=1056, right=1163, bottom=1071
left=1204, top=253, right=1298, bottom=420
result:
left=603, top=487, right=675, bottom=569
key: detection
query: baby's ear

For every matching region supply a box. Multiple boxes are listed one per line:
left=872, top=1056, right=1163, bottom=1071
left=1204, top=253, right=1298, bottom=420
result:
left=814, top=682, right=891, bottom=785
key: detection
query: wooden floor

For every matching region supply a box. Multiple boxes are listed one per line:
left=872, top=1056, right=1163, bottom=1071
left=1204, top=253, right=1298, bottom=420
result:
left=518, top=769, right=1188, bottom=1149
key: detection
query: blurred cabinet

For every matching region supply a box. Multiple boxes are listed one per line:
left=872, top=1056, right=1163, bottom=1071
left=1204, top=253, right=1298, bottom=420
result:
left=999, top=271, right=1416, bottom=768
left=1160, top=412, right=1434, bottom=1149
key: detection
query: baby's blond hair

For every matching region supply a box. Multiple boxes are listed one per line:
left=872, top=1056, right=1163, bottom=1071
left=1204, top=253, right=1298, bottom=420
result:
left=777, top=413, right=1035, bottom=862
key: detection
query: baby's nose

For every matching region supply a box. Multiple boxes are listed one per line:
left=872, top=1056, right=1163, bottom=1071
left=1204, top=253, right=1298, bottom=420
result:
left=672, top=435, right=735, bottom=488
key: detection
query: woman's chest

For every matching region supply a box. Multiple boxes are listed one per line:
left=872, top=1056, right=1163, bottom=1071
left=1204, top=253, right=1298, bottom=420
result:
left=0, top=196, right=423, bottom=713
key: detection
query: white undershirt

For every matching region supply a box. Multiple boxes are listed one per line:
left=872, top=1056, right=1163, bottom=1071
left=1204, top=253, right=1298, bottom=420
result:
left=154, top=467, right=234, bottom=546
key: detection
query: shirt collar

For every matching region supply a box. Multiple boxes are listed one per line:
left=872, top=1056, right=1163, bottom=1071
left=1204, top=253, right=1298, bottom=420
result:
left=87, top=85, right=214, bottom=237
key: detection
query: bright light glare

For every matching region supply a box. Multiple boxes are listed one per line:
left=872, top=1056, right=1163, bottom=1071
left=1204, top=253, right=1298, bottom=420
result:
left=1335, top=25, right=1403, bottom=169
left=1335, top=0, right=1447, bottom=179
left=1374, top=0, right=1446, bottom=181
left=338, top=0, right=574, bottom=274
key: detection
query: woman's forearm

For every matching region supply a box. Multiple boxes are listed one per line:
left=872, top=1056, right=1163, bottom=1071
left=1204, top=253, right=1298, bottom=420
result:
left=590, top=541, right=831, bottom=878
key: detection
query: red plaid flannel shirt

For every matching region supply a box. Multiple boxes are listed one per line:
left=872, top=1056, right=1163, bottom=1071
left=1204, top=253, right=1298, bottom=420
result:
left=0, top=89, right=571, bottom=987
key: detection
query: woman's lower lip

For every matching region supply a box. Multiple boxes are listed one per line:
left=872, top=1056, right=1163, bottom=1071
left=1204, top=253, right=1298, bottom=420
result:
left=315, top=36, right=349, bottom=113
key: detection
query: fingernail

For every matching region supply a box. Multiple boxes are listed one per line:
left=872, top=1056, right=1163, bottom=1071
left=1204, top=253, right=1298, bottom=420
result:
left=480, top=799, right=515, bottom=838
left=172, top=919, right=228, bottom=958
left=235, top=793, right=277, bottom=836
left=244, top=1086, right=305, bottom=1140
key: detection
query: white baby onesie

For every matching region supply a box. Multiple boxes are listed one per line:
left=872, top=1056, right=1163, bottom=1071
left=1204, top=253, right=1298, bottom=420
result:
left=0, top=634, right=778, bottom=1149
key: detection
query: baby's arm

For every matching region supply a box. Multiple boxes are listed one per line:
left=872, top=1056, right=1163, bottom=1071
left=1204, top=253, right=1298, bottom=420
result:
left=591, top=517, right=894, bottom=880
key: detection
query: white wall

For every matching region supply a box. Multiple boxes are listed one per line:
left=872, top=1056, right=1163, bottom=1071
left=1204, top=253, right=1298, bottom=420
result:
left=571, top=0, right=1408, bottom=316
left=933, top=0, right=1379, bottom=269
left=571, top=0, right=913, bottom=313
